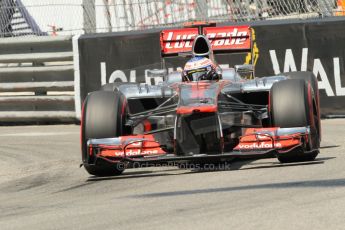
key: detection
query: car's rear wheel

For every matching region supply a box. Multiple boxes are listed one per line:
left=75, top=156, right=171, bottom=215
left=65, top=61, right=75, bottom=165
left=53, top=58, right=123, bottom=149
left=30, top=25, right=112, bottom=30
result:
left=270, top=79, right=320, bottom=163
left=81, top=91, right=128, bottom=176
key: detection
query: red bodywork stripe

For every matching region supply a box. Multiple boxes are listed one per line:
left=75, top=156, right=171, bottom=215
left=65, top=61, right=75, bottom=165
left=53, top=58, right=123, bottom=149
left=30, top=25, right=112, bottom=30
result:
left=234, top=127, right=304, bottom=150
left=307, top=82, right=314, bottom=127
left=143, top=120, right=152, bottom=132
left=94, top=135, right=166, bottom=158
left=176, top=105, right=217, bottom=114
left=176, top=81, right=227, bottom=114
left=121, top=98, right=127, bottom=116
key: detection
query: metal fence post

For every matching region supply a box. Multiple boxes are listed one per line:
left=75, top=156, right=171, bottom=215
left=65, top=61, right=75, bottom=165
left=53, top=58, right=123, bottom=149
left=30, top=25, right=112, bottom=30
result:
left=83, top=0, right=96, bottom=34
left=196, top=0, right=208, bottom=21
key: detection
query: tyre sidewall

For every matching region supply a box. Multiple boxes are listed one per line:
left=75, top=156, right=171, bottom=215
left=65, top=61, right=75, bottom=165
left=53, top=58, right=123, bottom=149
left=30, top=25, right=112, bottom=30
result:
left=81, top=91, right=127, bottom=176
left=270, top=79, right=319, bottom=153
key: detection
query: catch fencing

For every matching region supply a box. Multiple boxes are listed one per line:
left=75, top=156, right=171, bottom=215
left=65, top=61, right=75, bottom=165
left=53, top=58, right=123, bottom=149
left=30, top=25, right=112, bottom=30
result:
left=0, top=0, right=341, bottom=37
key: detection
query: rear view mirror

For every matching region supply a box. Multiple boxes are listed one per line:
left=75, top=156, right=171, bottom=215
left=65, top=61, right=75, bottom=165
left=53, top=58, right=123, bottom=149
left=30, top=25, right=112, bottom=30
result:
left=235, top=64, right=254, bottom=72
left=146, top=69, right=167, bottom=78
left=235, top=64, right=255, bottom=79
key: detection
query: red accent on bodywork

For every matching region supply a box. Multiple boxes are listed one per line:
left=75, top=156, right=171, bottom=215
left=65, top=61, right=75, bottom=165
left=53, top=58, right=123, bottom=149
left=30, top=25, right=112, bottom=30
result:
left=175, top=81, right=229, bottom=114
left=93, top=135, right=166, bottom=158
left=121, top=98, right=127, bottom=116
left=143, top=120, right=152, bottom=132
left=176, top=105, right=217, bottom=114
left=307, top=82, right=314, bottom=128
left=89, top=146, right=93, bottom=156
left=234, top=128, right=303, bottom=150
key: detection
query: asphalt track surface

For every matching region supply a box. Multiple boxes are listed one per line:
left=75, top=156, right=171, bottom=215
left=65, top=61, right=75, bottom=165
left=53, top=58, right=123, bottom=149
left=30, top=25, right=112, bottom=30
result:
left=0, top=119, right=345, bottom=230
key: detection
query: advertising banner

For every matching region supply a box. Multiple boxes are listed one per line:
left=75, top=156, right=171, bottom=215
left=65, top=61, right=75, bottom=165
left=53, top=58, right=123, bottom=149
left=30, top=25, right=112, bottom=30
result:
left=254, top=20, right=345, bottom=116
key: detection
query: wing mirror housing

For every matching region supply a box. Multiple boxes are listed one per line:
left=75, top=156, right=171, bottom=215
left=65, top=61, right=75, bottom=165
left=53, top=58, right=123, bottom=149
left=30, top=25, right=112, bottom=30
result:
left=147, top=69, right=167, bottom=78
left=235, top=64, right=255, bottom=79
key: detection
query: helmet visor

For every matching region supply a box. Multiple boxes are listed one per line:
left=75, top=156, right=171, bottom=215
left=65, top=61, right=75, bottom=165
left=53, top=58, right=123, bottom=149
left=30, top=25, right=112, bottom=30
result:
left=185, top=68, right=208, bottom=81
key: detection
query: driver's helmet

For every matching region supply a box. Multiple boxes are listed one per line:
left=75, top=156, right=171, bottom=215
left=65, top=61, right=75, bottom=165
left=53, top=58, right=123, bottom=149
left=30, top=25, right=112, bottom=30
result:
left=182, top=57, right=221, bottom=82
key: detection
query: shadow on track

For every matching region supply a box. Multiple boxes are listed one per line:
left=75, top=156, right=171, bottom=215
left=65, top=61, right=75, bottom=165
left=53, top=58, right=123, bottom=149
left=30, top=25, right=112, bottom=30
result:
left=84, top=157, right=335, bottom=182
left=224, top=157, right=335, bottom=172
left=56, top=157, right=334, bottom=193
left=55, top=168, right=183, bottom=193
left=134, top=177, right=345, bottom=198
left=86, top=168, right=183, bottom=182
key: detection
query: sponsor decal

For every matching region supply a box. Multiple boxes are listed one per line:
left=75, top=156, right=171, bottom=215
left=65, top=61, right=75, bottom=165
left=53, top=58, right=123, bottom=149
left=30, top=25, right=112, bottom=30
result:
left=98, top=135, right=165, bottom=157
left=270, top=48, right=345, bottom=97
left=113, top=149, right=159, bottom=157
left=161, top=26, right=251, bottom=54
left=161, top=28, right=198, bottom=54
left=164, top=33, right=197, bottom=49
left=203, top=26, right=251, bottom=50
left=237, top=142, right=282, bottom=149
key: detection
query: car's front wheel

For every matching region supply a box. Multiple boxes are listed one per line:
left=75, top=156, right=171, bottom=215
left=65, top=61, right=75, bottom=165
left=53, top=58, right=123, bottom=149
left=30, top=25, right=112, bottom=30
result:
left=81, top=91, right=128, bottom=176
left=270, top=79, right=320, bottom=163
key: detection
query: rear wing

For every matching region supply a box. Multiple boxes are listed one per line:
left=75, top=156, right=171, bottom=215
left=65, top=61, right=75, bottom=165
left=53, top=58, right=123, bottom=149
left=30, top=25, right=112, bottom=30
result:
left=160, top=25, right=252, bottom=57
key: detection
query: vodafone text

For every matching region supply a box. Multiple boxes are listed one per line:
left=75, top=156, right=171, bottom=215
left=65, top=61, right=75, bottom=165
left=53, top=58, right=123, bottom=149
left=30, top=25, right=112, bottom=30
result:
left=237, top=142, right=282, bottom=149
left=113, top=149, right=159, bottom=157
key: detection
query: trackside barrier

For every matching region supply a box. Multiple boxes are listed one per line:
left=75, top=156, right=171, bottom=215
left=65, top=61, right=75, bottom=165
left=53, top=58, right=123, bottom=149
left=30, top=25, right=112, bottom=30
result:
left=0, top=36, right=76, bottom=123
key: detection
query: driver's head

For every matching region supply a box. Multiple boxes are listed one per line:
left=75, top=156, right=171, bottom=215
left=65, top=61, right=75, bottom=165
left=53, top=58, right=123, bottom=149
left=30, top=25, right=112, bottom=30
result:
left=182, top=57, right=221, bottom=82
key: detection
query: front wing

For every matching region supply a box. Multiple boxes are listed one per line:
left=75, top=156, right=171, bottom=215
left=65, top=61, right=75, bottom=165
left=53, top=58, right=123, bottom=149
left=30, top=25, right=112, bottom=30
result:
left=86, top=127, right=317, bottom=166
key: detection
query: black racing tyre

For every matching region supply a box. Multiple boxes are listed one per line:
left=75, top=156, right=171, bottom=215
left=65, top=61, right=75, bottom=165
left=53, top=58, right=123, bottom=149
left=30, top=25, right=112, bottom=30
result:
left=270, top=79, right=320, bottom=163
left=281, top=71, right=321, bottom=141
left=101, top=82, right=122, bottom=91
left=81, top=91, right=128, bottom=176
left=281, top=71, right=318, bottom=101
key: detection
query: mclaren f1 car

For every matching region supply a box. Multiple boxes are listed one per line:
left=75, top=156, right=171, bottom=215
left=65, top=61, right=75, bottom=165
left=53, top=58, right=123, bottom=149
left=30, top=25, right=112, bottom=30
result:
left=81, top=24, right=321, bottom=176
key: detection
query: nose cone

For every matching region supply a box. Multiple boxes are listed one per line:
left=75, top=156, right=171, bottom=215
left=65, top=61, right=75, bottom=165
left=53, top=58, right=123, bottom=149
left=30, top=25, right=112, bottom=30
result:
left=192, top=35, right=212, bottom=57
